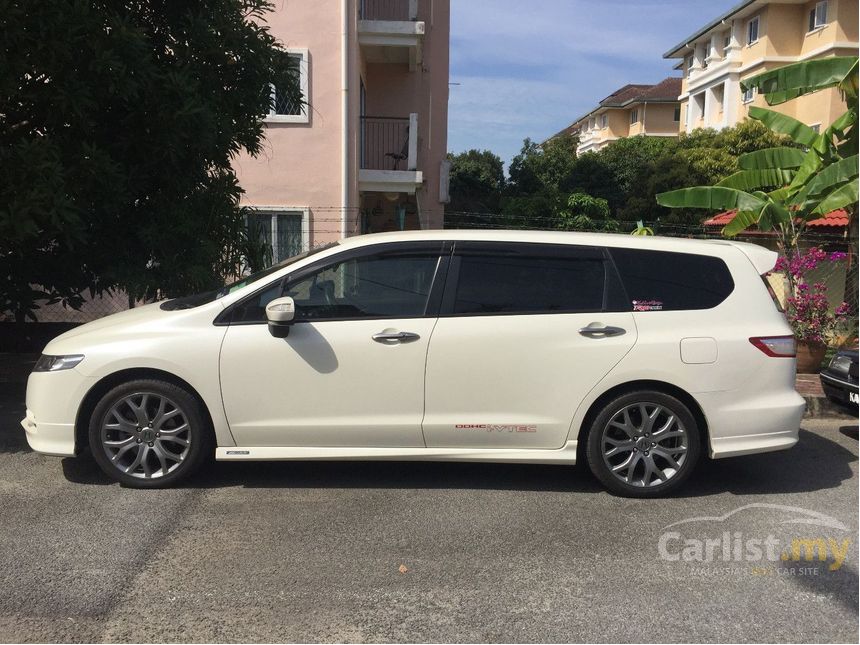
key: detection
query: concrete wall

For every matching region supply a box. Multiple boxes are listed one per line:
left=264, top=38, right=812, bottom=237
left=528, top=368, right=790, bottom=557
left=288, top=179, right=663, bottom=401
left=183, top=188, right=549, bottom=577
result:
left=234, top=0, right=346, bottom=247
left=233, top=0, right=449, bottom=245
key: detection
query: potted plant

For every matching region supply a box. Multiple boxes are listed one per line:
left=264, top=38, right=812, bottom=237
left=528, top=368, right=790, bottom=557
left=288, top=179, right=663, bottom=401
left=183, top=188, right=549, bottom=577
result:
left=774, top=247, right=851, bottom=373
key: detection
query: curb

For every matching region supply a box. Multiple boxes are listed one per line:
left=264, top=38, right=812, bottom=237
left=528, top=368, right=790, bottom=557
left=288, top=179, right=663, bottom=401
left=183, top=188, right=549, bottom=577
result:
left=802, top=395, right=857, bottom=419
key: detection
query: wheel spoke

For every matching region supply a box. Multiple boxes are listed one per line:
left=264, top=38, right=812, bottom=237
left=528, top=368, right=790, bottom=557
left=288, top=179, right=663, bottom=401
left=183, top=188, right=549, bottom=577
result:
left=124, top=395, right=150, bottom=427
left=159, top=435, right=188, bottom=448
left=157, top=421, right=187, bottom=436
left=652, top=447, right=682, bottom=470
left=152, top=443, right=169, bottom=475
left=604, top=439, right=635, bottom=457
left=104, top=435, right=136, bottom=448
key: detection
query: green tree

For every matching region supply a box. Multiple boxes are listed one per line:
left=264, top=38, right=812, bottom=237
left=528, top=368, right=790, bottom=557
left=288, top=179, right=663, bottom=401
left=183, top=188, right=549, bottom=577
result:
left=657, top=56, right=858, bottom=257
left=445, top=149, right=505, bottom=227
left=558, top=192, right=618, bottom=232
left=502, top=134, right=579, bottom=227
left=0, top=0, right=298, bottom=321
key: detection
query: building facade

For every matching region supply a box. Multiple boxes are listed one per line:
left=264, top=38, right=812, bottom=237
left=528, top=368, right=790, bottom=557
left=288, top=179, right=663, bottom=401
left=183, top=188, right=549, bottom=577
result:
left=665, top=0, right=858, bottom=134
left=553, top=78, right=682, bottom=155
left=233, top=0, right=450, bottom=261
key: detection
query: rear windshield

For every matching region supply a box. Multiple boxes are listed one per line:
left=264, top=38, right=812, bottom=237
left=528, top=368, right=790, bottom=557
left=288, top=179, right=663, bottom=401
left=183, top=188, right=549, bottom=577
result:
left=609, top=248, right=734, bottom=311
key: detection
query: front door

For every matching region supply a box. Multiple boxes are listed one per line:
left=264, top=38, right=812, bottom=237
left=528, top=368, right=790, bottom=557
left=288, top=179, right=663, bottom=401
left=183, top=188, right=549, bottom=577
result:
left=422, top=241, right=637, bottom=450
left=219, top=242, right=445, bottom=448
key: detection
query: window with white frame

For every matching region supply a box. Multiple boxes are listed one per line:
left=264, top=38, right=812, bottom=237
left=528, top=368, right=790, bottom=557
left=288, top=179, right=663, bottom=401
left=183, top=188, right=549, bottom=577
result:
left=742, top=85, right=755, bottom=103
left=601, top=114, right=608, bottom=128
left=686, top=55, right=694, bottom=75
left=247, top=209, right=309, bottom=265
left=268, top=49, right=309, bottom=123
left=747, top=16, right=760, bottom=44
left=673, top=105, right=681, bottom=122
left=630, top=108, right=639, bottom=124
left=808, top=1, right=827, bottom=31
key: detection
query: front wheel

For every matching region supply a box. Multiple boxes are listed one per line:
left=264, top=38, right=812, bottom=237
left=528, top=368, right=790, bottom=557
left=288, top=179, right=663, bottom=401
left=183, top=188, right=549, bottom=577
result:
left=586, top=391, right=701, bottom=498
left=88, top=379, right=212, bottom=488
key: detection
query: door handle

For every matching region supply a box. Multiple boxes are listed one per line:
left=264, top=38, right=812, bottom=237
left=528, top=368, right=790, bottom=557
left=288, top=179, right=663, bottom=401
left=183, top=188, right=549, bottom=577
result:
left=372, top=331, right=421, bottom=343
left=578, top=324, right=626, bottom=338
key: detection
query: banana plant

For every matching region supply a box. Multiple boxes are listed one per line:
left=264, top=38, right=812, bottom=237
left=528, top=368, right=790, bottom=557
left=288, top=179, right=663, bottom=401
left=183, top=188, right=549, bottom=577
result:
left=656, top=56, right=858, bottom=254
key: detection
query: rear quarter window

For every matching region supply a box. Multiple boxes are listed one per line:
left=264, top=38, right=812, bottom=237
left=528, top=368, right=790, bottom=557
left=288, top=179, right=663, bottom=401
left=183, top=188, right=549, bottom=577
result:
left=609, top=247, right=734, bottom=311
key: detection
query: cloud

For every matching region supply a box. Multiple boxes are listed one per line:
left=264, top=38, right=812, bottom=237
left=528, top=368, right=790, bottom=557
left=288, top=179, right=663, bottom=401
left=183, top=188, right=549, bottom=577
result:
left=448, top=0, right=741, bottom=164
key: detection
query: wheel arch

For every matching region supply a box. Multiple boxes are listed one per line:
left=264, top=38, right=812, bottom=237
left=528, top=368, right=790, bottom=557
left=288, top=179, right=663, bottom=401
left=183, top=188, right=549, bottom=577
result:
left=74, top=367, right=215, bottom=453
left=574, top=380, right=710, bottom=459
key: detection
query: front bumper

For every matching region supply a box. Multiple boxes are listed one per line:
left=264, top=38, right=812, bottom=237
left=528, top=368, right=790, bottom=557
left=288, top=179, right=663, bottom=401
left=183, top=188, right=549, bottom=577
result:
left=819, top=371, right=859, bottom=405
left=21, top=369, right=93, bottom=457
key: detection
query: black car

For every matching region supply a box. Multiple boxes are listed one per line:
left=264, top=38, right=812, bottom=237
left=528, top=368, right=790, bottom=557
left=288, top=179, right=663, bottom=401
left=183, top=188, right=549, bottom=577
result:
left=820, top=349, right=859, bottom=408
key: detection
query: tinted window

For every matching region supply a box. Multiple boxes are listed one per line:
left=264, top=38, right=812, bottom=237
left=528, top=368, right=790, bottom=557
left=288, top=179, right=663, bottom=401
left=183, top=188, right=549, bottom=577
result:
left=284, top=251, right=439, bottom=321
left=451, top=244, right=606, bottom=315
left=609, top=248, right=734, bottom=311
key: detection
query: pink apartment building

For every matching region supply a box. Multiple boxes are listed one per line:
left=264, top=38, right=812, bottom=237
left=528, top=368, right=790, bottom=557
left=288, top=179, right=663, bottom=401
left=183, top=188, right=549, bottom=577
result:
left=233, top=0, right=451, bottom=262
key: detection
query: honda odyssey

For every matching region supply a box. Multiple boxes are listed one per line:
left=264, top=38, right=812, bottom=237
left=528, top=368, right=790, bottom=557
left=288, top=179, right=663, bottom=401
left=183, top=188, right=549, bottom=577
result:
left=21, top=231, right=805, bottom=497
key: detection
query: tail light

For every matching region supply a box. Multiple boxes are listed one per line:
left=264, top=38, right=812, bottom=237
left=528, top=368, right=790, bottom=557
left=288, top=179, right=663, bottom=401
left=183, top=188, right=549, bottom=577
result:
left=750, top=336, right=796, bottom=357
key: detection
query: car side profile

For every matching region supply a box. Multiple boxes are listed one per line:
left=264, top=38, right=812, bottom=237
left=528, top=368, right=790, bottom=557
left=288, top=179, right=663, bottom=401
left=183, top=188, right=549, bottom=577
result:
left=22, top=230, right=805, bottom=497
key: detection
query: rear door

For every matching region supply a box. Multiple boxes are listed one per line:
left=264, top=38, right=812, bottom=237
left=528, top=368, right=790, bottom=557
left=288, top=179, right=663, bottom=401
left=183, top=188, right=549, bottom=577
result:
left=421, top=241, right=636, bottom=449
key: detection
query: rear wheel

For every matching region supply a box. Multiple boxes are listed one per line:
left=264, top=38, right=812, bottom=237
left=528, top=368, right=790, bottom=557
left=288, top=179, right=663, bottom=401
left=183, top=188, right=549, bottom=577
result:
left=586, top=390, right=701, bottom=497
left=88, top=379, right=211, bottom=488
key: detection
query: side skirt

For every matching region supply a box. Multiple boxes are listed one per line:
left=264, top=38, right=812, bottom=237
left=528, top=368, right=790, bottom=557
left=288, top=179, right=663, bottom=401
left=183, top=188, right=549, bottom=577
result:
left=216, top=440, right=579, bottom=464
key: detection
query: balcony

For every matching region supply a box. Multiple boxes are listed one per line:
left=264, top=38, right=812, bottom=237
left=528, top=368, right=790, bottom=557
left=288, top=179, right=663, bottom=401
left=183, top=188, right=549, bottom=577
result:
left=359, top=114, right=422, bottom=194
left=359, top=0, right=424, bottom=70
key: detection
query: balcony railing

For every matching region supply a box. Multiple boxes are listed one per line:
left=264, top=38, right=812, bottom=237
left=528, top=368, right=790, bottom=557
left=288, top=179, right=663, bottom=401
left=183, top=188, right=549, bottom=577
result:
left=360, top=114, right=417, bottom=171
left=359, top=0, right=417, bottom=21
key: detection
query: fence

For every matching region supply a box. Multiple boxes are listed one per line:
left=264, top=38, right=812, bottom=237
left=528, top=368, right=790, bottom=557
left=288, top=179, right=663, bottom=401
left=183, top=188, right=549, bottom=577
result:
left=359, top=0, right=412, bottom=21
left=7, top=208, right=857, bottom=325
left=360, top=116, right=410, bottom=170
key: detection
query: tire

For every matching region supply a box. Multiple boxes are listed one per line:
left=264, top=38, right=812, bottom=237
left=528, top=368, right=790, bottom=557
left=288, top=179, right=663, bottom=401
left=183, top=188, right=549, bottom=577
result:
left=88, top=378, right=212, bottom=488
left=585, top=390, right=701, bottom=498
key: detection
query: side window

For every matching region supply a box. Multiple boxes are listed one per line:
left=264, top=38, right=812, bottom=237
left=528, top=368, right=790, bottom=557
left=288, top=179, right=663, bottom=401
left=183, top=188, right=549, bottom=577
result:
left=283, top=250, right=440, bottom=321
left=450, top=244, right=606, bottom=315
left=229, top=281, right=284, bottom=324
left=609, top=248, right=734, bottom=311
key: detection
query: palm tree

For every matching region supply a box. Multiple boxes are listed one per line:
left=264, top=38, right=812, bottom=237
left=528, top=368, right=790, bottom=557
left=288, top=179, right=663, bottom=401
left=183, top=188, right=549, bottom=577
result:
left=656, top=56, right=857, bottom=264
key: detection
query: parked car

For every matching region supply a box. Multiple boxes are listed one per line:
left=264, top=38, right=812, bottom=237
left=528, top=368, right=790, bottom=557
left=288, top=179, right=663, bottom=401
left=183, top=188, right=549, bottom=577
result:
left=819, top=349, right=859, bottom=408
left=21, top=230, right=805, bottom=497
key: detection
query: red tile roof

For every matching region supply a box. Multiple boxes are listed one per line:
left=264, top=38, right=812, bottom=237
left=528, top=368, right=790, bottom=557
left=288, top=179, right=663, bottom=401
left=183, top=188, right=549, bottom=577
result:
left=599, top=84, right=653, bottom=107
left=598, top=77, right=682, bottom=107
left=641, top=77, right=683, bottom=101
left=703, top=209, right=850, bottom=228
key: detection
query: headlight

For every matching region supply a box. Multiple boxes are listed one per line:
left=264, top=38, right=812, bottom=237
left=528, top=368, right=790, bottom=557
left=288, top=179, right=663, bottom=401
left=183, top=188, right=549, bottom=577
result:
left=829, top=355, right=852, bottom=374
left=32, top=354, right=85, bottom=372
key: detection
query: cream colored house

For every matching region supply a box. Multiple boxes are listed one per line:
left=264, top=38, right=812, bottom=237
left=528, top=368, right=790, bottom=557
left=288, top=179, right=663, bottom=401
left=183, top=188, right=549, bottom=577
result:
left=233, top=0, right=450, bottom=261
left=664, top=0, right=858, bottom=134
left=553, top=79, right=682, bottom=154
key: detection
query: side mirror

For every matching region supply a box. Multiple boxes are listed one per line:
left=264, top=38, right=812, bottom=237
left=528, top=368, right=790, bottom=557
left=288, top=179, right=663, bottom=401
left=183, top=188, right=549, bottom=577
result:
left=266, top=296, right=296, bottom=338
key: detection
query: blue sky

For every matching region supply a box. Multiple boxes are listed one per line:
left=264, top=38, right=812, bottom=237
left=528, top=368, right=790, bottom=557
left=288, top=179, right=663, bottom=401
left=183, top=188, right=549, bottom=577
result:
left=448, top=0, right=740, bottom=165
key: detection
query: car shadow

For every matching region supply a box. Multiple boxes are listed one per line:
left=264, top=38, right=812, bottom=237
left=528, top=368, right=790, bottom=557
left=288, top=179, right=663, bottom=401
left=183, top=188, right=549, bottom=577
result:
left=0, top=383, right=30, bottom=455
left=57, top=426, right=859, bottom=496
left=839, top=425, right=858, bottom=440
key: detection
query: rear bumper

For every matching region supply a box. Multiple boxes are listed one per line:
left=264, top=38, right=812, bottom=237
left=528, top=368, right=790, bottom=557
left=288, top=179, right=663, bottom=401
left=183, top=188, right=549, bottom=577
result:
left=698, top=388, right=805, bottom=459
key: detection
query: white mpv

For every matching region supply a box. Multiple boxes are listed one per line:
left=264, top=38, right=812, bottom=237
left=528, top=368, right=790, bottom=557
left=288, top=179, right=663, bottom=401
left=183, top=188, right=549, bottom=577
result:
left=22, top=231, right=805, bottom=497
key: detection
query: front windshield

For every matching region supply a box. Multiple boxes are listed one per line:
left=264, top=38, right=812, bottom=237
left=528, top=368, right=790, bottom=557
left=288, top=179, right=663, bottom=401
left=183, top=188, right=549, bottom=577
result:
left=160, top=242, right=338, bottom=311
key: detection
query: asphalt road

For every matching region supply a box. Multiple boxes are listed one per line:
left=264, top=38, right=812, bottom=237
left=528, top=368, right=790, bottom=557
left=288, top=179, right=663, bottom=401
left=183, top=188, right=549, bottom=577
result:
left=0, top=364, right=857, bottom=643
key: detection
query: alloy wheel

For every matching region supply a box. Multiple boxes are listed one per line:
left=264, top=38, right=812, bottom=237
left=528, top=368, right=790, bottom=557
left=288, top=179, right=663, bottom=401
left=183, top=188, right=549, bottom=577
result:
left=99, top=392, right=191, bottom=479
left=600, top=402, right=689, bottom=488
